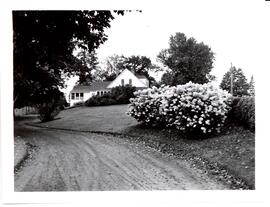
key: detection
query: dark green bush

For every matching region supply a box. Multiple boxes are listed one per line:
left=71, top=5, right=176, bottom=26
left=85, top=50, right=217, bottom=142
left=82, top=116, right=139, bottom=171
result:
left=85, top=94, right=115, bottom=106
left=73, top=101, right=85, bottom=107
left=59, top=95, right=69, bottom=109
left=37, top=91, right=69, bottom=121
left=227, top=96, right=255, bottom=132
left=38, top=99, right=60, bottom=122
left=111, top=85, right=136, bottom=99
left=85, top=85, right=136, bottom=107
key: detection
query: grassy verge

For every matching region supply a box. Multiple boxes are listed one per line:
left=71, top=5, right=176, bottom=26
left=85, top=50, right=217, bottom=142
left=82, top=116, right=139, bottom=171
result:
left=25, top=104, right=255, bottom=189
left=122, top=123, right=255, bottom=189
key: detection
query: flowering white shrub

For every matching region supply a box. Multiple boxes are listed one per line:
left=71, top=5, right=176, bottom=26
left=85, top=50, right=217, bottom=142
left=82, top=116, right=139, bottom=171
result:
left=127, top=86, right=167, bottom=126
left=128, top=82, right=232, bottom=134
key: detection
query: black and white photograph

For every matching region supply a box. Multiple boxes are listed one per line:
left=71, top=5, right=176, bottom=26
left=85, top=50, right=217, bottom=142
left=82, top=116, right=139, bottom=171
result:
left=1, top=0, right=270, bottom=206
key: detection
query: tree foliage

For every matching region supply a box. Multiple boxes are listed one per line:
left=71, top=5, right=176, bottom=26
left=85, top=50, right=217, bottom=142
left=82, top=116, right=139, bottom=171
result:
left=123, top=55, right=153, bottom=74
left=13, top=10, right=124, bottom=108
left=160, top=71, right=174, bottom=86
left=98, top=55, right=157, bottom=86
left=157, top=32, right=215, bottom=86
left=94, top=54, right=126, bottom=81
left=76, top=50, right=99, bottom=85
left=220, top=66, right=249, bottom=96
left=122, top=55, right=157, bottom=86
left=248, top=75, right=255, bottom=96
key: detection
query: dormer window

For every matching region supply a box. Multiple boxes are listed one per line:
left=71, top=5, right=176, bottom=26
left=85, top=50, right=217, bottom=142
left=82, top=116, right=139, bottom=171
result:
left=121, top=79, right=124, bottom=86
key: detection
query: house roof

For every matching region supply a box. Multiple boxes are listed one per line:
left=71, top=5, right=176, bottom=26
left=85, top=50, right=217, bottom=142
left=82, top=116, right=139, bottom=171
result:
left=135, top=74, right=148, bottom=79
left=70, top=81, right=112, bottom=93
left=89, top=81, right=111, bottom=91
left=70, top=85, right=92, bottom=93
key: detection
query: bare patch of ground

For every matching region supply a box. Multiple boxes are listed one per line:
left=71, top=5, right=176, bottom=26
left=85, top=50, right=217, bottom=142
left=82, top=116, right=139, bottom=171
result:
left=14, top=124, right=228, bottom=191
left=14, top=136, right=28, bottom=167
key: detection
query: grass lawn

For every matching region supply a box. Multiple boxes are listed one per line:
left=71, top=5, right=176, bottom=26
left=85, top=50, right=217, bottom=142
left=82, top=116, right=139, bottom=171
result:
left=35, top=105, right=138, bottom=133
left=30, top=104, right=255, bottom=189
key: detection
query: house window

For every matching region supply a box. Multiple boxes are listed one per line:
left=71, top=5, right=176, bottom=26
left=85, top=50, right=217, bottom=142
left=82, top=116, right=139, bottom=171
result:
left=101, top=91, right=103, bottom=95
left=129, top=79, right=132, bottom=85
left=76, top=93, right=80, bottom=100
left=80, top=93, right=84, bottom=100
left=71, top=93, right=75, bottom=100
left=121, top=79, right=124, bottom=86
left=97, top=91, right=100, bottom=96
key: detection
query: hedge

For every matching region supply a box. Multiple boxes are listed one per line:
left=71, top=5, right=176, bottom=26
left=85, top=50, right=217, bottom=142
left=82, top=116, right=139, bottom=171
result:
left=85, top=85, right=136, bottom=107
left=227, top=96, right=255, bottom=132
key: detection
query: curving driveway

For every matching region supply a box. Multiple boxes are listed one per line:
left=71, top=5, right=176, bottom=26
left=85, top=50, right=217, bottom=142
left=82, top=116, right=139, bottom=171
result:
left=15, top=124, right=228, bottom=191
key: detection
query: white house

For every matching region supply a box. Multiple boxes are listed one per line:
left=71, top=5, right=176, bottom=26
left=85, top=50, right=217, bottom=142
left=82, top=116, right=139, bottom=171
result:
left=69, top=69, right=149, bottom=106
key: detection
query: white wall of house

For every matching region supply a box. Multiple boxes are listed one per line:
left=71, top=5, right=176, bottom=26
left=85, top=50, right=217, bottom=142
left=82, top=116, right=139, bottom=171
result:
left=69, top=92, right=91, bottom=106
left=69, top=90, right=111, bottom=106
left=107, top=69, right=147, bottom=88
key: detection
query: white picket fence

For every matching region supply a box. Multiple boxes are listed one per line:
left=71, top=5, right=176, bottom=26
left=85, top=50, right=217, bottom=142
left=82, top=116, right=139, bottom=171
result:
left=14, top=106, right=38, bottom=116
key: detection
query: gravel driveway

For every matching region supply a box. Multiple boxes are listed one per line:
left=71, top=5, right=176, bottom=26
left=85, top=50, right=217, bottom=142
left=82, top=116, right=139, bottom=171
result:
left=15, top=124, right=228, bottom=191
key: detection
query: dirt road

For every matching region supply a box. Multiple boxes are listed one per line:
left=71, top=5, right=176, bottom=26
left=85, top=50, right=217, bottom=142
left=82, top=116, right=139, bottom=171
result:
left=15, top=125, right=228, bottom=191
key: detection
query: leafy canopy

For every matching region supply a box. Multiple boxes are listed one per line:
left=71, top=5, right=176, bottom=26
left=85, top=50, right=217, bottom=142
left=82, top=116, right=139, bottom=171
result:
left=158, top=32, right=215, bottom=86
left=76, top=50, right=100, bottom=85
left=13, top=10, right=124, bottom=108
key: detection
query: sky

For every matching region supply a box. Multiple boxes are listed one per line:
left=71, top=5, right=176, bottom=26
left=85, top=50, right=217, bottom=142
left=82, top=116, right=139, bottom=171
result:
left=63, top=0, right=270, bottom=96
left=95, top=0, right=269, bottom=83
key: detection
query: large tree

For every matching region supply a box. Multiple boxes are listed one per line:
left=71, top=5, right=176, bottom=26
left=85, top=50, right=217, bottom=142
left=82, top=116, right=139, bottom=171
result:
left=220, top=66, right=249, bottom=96
left=13, top=10, right=124, bottom=108
left=157, top=32, right=215, bottom=86
left=123, top=55, right=153, bottom=74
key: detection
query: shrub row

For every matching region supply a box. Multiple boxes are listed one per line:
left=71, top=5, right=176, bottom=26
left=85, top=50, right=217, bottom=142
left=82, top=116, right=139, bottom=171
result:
left=227, top=96, right=255, bottom=132
left=85, top=85, right=136, bottom=107
left=128, top=82, right=232, bottom=134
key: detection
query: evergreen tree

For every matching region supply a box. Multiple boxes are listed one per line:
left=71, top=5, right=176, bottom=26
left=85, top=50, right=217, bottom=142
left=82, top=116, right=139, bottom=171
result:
left=220, top=66, right=249, bottom=96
